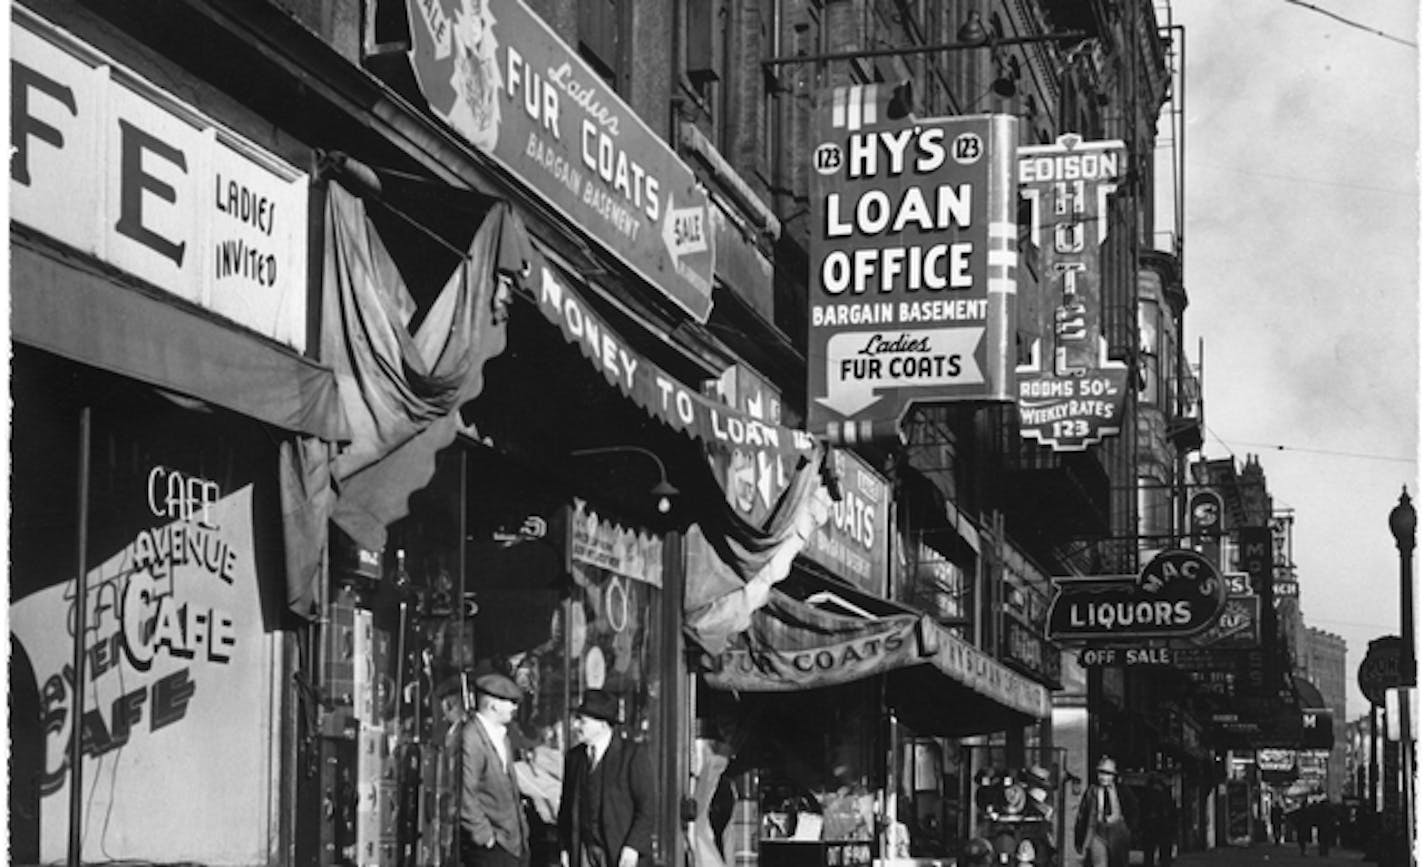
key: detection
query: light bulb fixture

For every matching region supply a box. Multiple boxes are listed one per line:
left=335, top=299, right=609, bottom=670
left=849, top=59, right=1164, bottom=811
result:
left=569, top=445, right=680, bottom=515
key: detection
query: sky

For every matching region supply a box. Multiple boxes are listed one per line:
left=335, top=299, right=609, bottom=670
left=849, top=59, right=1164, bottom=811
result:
left=1161, top=1, right=1420, bottom=718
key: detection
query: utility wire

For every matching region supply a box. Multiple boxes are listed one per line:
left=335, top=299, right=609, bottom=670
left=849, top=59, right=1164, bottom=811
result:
left=1219, top=438, right=1416, bottom=464
left=1282, top=0, right=1418, bottom=48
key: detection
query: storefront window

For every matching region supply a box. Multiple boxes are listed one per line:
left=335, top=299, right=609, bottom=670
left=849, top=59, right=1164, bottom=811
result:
left=379, top=449, right=665, bottom=867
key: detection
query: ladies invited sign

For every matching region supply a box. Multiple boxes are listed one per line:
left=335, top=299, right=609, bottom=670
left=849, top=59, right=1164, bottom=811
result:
left=11, top=13, right=310, bottom=350
left=405, top=0, right=715, bottom=321
left=10, top=469, right=274, bottom=864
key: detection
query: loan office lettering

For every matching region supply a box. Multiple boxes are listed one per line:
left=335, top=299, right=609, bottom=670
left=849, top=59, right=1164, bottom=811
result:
left=818, top=125, right=985, bottom=297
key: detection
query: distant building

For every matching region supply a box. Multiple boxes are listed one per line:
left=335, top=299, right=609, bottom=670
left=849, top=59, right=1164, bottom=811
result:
left=1302, top=627, right=1349, bottom=799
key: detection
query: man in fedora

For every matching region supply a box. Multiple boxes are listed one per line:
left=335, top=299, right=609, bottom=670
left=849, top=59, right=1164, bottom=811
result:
left=557, top=690, right=654, bottom=867
left=1073, top=756, right=1136, bottom=867
left=461, top=672, right=530, bottom=867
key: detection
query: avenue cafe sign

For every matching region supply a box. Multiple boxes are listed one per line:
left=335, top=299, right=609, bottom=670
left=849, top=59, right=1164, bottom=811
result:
left=807, top=85, right=1017, bottom=439
left=405, top=0, right=715, bottom=321
left=1047, top=549, right=1228, bottom=642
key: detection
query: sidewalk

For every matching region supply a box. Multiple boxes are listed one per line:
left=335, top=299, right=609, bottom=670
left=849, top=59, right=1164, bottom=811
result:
left=1171, top=842, right=1366, bottom=865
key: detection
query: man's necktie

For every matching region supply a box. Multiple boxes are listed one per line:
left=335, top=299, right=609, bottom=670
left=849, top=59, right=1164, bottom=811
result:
left=1103, top=787, right=1114, bottom=818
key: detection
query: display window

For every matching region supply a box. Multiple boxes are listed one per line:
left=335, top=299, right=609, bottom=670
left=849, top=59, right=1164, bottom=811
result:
left=9, top=347, right=289, bottom=864
left=372, top=445, right=666, bottom=867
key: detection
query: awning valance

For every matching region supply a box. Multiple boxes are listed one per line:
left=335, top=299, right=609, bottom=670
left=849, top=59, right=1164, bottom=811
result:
left=700, top=576, right=1050, bottom=726
left=12, top=235, right=348, bottom=442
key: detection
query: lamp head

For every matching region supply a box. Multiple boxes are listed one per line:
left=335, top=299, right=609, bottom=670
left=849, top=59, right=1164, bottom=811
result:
left=651, top=479, right=679, bottom=515
left=957, top=10, right=990, bottom=45
left=1389, top=487, right=1416, bottom=553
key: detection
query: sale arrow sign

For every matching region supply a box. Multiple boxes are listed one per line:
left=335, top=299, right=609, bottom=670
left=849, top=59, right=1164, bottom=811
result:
left=661, top=196, right=710, bottom=260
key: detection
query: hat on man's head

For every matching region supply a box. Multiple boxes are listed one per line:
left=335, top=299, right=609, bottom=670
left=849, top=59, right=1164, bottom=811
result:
left=1095, top=756, right=1118, bottom=776
left=474, top=672, right=522, bottom=703
left=1024, top=764, right=1052, bottom=789
left=574, top=689, right=622, bottom=724
left=436, top=674, right=465, bottom=698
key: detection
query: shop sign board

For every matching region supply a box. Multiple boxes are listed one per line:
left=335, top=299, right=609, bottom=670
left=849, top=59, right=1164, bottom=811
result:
left=1257, top=748, right=1297, bottom=773
left=10, top=469, right=273, bottom=864
left=806, top=86, right=1018, bottom=439
left=1358, top=635, right=1403, bottom=706
left=1046, top=548, right=1227, bottom=642
left=404, top=0, right=715, bottom=321
left=1003, top=618, right=1063, bottom=685
left=1184, top=593, right=1261, bottom=649
left=533, top=264, right=818, bottom=511
left=802, top=449, right=891, bottom=597
left=1014, top=134, right=1129, bottom=450
left=1076, top=646, right=1173, bottom=668
left=570, top=499, right=664, bottom=587
left=11, top=13, right=310, bottom=351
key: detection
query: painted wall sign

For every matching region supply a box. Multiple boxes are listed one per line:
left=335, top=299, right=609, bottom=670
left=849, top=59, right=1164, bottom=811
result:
left=1046, top=548, right=1227, bottom=641
left=806, top=85, right=1017, bottom=438
left=11, top=14, right=310, bottom=350
left=1014, top=134, right=1128, bottom=450
left=10, top=478, right=273, bottom=864
left=1004, top=618, right=1063, bottom=684
left=801, top=448, right=890, bottom=597
left=404, top=0, right=714, bottom=321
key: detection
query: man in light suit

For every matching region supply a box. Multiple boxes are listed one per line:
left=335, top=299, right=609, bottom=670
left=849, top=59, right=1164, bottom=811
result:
left=462, top=672, right=530, bottom=867
left=1074, top=756, right=1137, bottom=867
left=557, top=690, right=655, bottom=867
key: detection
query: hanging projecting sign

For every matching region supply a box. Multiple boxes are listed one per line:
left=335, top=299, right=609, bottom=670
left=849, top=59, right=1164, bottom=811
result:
left=1358, top=636, right=1403, bottom=707
left=806, top=85, right=1018, bottom=440
left=1015, top=134, right=1128, bottom=450
left=1046, top=548, right=1228, bottom=642
left=404, top=0, right=714, bottom=322
left=801, top=448, right=891, bottom=597
left=11, top=15, right=310, bottom=350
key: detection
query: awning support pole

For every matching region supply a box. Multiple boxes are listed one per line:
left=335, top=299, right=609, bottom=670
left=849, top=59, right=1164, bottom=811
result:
left=67, top=406, right=92, bottom=867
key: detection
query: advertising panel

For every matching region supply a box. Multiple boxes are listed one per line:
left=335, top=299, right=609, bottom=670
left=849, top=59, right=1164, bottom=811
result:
left=11, top=15, right=310, bottom=350
left=1015, top=134, right=1128, bottom=450
left=1046, top=548, right=1227, bottom=642
left=404, top=0, right=715, bottom=321
left=807, top=85, right=1017, bottom=439
left=10, top=474, right=274, bottom=863
left=802, top=449, right=890, bottom=597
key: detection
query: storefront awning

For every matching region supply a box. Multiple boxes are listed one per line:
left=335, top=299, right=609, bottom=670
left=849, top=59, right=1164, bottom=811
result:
left=12, top=236, right=348, bottom=442
left=701, top=573, right=1050, bottom=729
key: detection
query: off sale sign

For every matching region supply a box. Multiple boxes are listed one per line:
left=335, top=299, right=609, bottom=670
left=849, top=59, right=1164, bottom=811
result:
left=807, top=86, right=1017, bottom=439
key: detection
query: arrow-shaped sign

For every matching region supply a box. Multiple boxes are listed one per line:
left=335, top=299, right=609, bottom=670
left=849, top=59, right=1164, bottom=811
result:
left=814, top=327, right=985, bottom=418
left=662, top=196, right=709, bottom=262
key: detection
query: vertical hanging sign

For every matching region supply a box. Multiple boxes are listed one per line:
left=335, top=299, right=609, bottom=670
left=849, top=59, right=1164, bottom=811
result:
left=807, top=86, right=1018, bottom=442
left=1015, top=134, right=1129, bottom=450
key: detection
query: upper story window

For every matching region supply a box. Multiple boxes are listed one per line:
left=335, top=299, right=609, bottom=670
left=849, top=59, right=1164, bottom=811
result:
left=580, top=0, right=626, bottom=88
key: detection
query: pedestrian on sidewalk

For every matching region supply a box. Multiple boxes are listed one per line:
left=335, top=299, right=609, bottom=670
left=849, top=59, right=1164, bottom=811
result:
left=1073, top=756, right=1137, bottom=867
left=1269, top=800, right=1284, bottom=845
left=1140, top=776, right=1177, bottom=867
left=1291, top=800, right=1312, bottom=855
left=557, top=690, right=655, bottom=867
left=1316, top=800, right=1338, bottom=857
left=461, top=673, right=531, bottom=867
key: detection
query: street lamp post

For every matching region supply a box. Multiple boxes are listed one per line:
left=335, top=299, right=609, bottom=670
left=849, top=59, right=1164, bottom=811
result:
left=1388, top=488, right=1416, bottom=865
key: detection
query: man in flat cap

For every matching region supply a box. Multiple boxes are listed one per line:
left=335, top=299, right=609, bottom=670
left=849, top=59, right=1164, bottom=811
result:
left=557, top=690, right=654, bottom=867
left=461, top=672, right=530, bottom=867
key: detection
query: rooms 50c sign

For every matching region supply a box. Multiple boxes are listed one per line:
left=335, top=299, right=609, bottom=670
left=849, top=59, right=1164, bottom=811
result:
left=1046, top=549, right=1228, bottom=642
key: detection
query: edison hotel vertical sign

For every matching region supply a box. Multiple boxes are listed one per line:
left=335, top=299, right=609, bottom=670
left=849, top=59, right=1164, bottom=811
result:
left=807, top=87, right=1018, bottom=440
